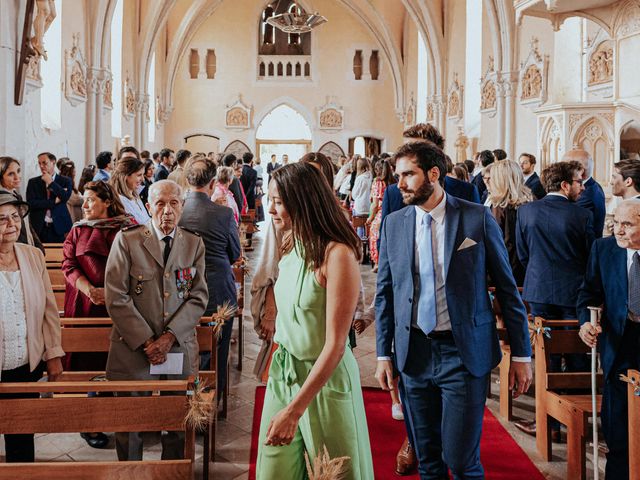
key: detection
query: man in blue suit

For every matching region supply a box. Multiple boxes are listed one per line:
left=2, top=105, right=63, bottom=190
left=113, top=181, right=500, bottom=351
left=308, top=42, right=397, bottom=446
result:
left=564, top=149, right=605, bottom=238
left=519, top=153, right=545, bottom=200
left=444, top=155, right=480, bottom=204
left=26, top=152, right=73, bottom=242
left=578, top=199, right=640, bottom=480
left=376, top=141, right=532, bottom=479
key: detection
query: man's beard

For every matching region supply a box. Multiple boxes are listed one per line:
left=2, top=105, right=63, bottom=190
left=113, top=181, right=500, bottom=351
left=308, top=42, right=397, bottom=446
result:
left=400, top=180, right=435, bottom=205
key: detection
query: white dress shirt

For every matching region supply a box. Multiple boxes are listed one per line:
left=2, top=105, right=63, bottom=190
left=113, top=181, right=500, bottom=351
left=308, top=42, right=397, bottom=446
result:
left=0, top=271, right=29, bottom=370
left=120, top=194, right=151, bottom=226
left=152, top=221, right=176, bottom=248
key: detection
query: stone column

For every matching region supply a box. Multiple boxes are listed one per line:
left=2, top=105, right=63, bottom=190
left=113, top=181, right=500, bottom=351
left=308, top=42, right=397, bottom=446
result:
left=497, top=71, right=519, bottom=158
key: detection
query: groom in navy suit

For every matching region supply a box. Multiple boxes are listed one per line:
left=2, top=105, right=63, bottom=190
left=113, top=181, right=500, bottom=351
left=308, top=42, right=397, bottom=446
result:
left=577, top=199, right=640, bottom=480
left=375, top=141, right=532, bottom=479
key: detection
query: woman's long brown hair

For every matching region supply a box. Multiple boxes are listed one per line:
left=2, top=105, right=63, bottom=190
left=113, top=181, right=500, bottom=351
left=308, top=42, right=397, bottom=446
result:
left=271, top=163, right=362, bottom=269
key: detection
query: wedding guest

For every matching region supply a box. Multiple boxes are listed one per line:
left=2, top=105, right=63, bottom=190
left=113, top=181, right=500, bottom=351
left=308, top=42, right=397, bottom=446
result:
left=110, top=157, right=150, bottom=225
left=59, top=160, right=83, bottom=224
left=93, top=151, right=113, bottom=182
left=212, top=166, right=240, bottom=224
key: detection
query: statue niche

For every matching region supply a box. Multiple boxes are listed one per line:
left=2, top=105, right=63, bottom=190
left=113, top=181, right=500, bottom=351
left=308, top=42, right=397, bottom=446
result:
left=588, top=42, right=614, bottom=86
left=481, top=81, right=497, bottom=111
left=320, top=109, right=343, bottom=129
left=521, top=65, right=542, bottom=101
left=226, top=108, right=249, bottom=128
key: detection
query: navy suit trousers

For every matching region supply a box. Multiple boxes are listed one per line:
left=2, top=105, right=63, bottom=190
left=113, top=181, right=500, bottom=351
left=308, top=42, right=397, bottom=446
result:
left=602, top=321, right=640, bottom=480
left=401, top=330, right=488, bottom=480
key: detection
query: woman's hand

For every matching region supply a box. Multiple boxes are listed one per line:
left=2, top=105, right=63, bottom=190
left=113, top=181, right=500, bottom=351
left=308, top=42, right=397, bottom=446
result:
left=264, top=408, right=301, bottom=446
left=353, top=319, right=366, bottom=334
left=88, top=286, right=105, bottom=305
left=259, top=317, right=275, bottom=341
left=46, top=357, right=63, bottom=382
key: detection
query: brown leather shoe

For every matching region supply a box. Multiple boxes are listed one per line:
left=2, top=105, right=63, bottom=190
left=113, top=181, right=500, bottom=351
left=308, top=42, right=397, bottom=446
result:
left=395, top=436, right=418, bottom=475
left=514, top=419, right=536, bottom=436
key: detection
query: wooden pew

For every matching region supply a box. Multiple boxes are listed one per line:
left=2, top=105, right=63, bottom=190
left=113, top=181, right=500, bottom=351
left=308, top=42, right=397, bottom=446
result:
left=44, top=243, right=64, bottom=265
left=233, top=264, right=245, bottom=371
left=0, top=379, right=195, bottom=479
left=628, top=369, right=640, bottom=480
left=47, top=266, right=65, bottom=286
left=534, top=317, right=603, bottom=480
left=58, top=317, right=219, bottom=476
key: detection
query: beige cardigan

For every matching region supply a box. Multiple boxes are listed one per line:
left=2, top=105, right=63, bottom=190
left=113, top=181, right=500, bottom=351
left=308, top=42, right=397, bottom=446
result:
left=0, top=243, right=64, bottom=378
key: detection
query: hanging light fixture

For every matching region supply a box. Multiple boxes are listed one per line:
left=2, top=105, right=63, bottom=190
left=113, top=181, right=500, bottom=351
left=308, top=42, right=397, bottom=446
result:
left=266, top=0, right=327, bottom=34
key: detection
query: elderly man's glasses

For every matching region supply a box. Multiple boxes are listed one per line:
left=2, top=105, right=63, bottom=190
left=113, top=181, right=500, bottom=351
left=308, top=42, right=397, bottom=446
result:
left=0, top=213, right=22, bottom=226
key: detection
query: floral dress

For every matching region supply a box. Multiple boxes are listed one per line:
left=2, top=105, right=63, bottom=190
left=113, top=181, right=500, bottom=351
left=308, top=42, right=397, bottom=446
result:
left=369, top=179, right=387, bottom=264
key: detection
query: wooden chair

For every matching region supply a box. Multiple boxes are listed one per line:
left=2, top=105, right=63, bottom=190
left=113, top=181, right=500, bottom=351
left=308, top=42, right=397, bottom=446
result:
left=0, top=379, right=196, bottom=479
left=534, top=316, right=603, bottom=480
left=44, top=245, right=64, bottom=264
left=47, top=267, right=65, bottom=287
left=232, top=265, right=245, bottom=371
left=628, top=369, right=640, bottom=480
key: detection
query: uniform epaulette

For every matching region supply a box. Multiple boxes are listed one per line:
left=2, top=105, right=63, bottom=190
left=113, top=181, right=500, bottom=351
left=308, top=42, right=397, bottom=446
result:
left=179, top=226, right=201, bottom=237
left=122, top=224, right=145, bottom=232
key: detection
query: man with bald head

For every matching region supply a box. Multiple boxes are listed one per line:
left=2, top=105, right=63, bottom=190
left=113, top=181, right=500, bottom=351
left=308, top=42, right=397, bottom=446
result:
left=577, top=199, right=640, bottom=479
left=105, top=180, right=208, bottom=461
left=563, top=149, right=606, bottom=238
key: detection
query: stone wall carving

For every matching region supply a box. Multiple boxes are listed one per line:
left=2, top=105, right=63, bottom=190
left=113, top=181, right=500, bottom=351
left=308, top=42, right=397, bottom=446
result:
left=614, top=0, right=640, bottom=37
left=426, top=101, right=434, bottom=122
left=519, top=37, right=548, bottom=107
left=123, top=74, right=136, bottom=119
left=225, top=95, right=252, bottom=130
left=103, top=75, right=113, bottom=110
left=318, top=97, right=344, bottom=130
left=447, top=74, right=463, bottom=120
left=318, top=141, right=345, bottom=162
left=64, top=33, right=87, bottom=106
left=480, top=56, right=497, bottom=117
left=405, top=93, right=416, bottom=127
left=588, top=41, right=614, bottom=86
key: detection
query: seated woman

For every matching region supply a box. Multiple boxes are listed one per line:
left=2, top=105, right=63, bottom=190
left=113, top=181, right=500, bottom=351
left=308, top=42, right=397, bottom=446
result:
left=256, top=163, right=374, bottom=479
left=0, top=156, right=43, bottom=251
left=0, top=191, right=64, bottom=462
left=212, top=166, right=240, bottom=224
left=58, top=160, right=83, bottom=224
left=62, top=181, right=133, bottom=448
left=109, top=157, right=150, bottom=225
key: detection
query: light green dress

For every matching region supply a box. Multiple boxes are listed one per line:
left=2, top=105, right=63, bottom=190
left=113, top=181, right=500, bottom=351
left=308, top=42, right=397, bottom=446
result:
left=256, top=246, right=374, bottom=480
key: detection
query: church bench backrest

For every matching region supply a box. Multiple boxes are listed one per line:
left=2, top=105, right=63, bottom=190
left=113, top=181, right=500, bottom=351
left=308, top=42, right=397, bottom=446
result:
left=628, top=369, right=640, bottom=480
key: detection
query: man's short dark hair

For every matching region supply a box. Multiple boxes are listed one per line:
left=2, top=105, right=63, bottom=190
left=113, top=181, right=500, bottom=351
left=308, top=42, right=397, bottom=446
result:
left=38, top=152, right=56, bottom=162
left=520, top=152, right=536, bottom=164
left=152, top=152, right=159, bottom=161
left=464, top=159, right=475, bottom=174
left=140, top=150, right=150, bottom=160
left=242, top=152, right=254, bottom=164
left=159, top=148, right=173, bottom=160
left=224, top=154, right=237, bottom=167
left=479, top=150, right=495, bottom=167
left=175, top=149, right=191, bottom=166
left=616, top=158, right=640, bottom=193
left=119, top=146, right=140, bottom=160
left=541, top=161, right=583, bottom=193
left=444, top=154, right=454, bottom=174
left=493, top=149, right=507, bottom=161
left=186, top=158, right=217, bottom=188
left=96, top=151, right=113, bottom=169
left=394, top=140, right=446, bottom=187
left=402, top=123, right=445, bottom=150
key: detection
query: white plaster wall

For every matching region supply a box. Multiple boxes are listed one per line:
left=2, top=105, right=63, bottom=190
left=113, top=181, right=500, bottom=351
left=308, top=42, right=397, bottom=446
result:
left=550, top=17, right=583, bottom=104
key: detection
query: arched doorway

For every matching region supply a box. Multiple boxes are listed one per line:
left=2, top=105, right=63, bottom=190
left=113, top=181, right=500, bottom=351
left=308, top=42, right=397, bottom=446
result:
left=256, top=104, right=312, bottom=168
left=184, top=134, right=220, bottom=154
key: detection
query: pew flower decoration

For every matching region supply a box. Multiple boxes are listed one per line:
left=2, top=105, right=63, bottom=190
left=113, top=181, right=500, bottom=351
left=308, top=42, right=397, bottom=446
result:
left=304, top=445, right=350, bottom=480
left=185, top=377, right=216, bottom=430
left=619, top=373, right=640, bottom=397
left=205, top=301, right=238, bottom=339
left=528, top=320, right=550, bottom=347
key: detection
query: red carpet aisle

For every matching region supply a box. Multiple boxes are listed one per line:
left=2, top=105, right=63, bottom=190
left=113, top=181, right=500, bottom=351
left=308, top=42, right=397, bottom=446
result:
left=249, top=387, right=545, bottom=479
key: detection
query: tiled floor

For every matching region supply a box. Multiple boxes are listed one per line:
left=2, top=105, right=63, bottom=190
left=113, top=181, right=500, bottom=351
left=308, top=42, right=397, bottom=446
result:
left=0, top=222, right=605, bottom=479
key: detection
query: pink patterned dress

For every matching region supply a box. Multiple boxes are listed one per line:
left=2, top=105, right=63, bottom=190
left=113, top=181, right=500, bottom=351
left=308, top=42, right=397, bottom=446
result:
left=369, top=179, right=387, bottom=264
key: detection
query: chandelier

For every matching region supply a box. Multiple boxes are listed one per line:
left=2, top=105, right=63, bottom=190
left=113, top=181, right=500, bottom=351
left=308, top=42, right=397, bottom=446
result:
left=266, top=1, right=327, bottom=34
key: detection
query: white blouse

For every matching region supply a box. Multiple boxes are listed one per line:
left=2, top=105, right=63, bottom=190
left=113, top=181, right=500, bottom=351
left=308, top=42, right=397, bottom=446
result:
left=120, top=194, right=151, bottom=226
left=0, top=271, right=28, bottom=371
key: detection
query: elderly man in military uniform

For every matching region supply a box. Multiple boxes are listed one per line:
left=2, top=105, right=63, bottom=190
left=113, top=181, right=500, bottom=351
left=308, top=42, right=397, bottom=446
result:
left=104, top=179, right=207, bottom=461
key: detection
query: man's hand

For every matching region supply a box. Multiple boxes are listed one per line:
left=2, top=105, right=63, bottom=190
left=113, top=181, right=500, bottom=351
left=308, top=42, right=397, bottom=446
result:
left=144, top=332, right=175, bottom=365
left=375, top=359, right=395, bottom=391
left=509, top=361, right=533, bottom=399
left=87, top=286, right=105, bottom=305
left=46, top=357, right=63, bottom=382
left=42, top=173, right=53, bottom=186
left=579, top=322, right=602, bottom=349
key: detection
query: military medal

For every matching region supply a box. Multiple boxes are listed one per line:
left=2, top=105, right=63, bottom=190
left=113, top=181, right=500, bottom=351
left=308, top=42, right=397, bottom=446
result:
left=135, top=275, right=144, bottom=295
left=175, top=267, right=195, bottom=299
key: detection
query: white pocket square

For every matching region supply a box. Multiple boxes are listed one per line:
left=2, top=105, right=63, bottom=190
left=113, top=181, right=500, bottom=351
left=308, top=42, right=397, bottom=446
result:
left=457, top=238, right=477, bottom=251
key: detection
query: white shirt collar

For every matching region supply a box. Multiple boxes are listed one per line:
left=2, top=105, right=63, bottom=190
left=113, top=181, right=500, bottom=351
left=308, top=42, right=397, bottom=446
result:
left=523, top=172, right=533, bottom=182
left=546, top=192, right=568, bottom=199
left=414, top=192, right=447, bottom=225
left=151, top=221, right=176, bottom=241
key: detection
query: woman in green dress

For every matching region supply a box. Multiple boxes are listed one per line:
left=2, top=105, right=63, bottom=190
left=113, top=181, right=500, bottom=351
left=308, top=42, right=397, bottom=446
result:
left=257, top=163, right=374, bottom=479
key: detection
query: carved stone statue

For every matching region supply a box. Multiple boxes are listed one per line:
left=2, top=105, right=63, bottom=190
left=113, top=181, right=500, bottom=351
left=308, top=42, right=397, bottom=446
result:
left=521, top=65, right=542, bottom=100
left=320, top=108, right=343, bottom=129
left=121, top=135, right=131, bottom=147
left=481, top=81, right=496, bottom=110
left=589, top=43, right=614, bottom=85
left=103, top=79, right=112, bottom=108
left=226, top=108, right=248, bottom=127
left=449, top=92, right=460, bottom=118
left=31, top=0, right=56, bottom=60
left=454, top=126, right=469, bottom=163
left=125, top=87, right=136, bottom=115
left=426, top=103, right=434, bottom=121
left=70, top=64, right=86, bottom=97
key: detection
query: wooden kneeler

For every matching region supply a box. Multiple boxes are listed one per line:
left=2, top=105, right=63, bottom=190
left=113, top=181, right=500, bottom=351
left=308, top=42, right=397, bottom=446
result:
left=0, top=380, right=195, bottom=480
left=628, top=369, right=640, bottom=480
left=534, top=317, right=603, bottom=480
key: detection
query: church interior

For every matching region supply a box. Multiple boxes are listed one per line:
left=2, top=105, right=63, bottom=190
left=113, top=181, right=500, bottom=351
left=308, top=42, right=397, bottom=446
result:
left=1, top=0, right=640, bottom=479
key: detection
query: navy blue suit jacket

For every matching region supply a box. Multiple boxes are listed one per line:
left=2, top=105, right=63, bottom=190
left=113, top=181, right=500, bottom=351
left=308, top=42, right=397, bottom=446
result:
left=471, top=172, right=487, bottom=199
left=524, top=172, right=546, bottom=200
left=444, top=176, right=481, bottom=204
left=154, top=163, right=169, bottom=182
left=577, top=237, right=628, bottom=379
left=516, top=195, right=594, bottom=307
left=26, top=174, right=73, bottom=237
left=577, top=177, right=606, bottom=238
left=240, top=164, right=257, bottom=209
left=375, top=196, right=531, bottom=377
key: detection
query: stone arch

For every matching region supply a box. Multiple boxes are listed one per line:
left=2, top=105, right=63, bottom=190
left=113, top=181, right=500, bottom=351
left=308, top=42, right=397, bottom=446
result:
left=254, top=98, right=315, bottom=137
left=318, top=141, right=346, bottom=162
left=573, top=116, right=614, bottom=184
left=223, top=140, right=252, bottom=157
left=539, top=117, right=563, bottom=168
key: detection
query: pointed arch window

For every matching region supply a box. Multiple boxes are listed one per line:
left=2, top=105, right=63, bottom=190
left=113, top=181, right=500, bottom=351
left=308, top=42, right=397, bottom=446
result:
left=40, top=0, right=62, bottom=130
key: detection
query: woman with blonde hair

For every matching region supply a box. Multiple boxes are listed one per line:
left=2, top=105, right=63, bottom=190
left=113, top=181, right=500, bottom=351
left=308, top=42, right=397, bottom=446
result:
left=109, top=157, right=150, bottom=225
left=212, top=166, right=240, bottom=224
left=488, top=160, right=533, bottom=285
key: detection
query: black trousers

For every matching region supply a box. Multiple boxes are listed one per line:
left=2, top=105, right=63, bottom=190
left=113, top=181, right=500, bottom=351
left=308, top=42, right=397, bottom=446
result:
left=602, top=321, right=640, bottom=480
left=0, top=362, right=44, bottom=462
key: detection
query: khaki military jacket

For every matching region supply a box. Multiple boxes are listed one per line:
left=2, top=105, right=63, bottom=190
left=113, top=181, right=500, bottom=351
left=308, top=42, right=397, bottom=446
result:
left=104, top=223, right=207, bottom=380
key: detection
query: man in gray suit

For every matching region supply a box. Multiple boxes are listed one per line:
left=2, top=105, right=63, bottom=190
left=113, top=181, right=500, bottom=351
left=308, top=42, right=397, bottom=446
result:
left=105, top=180, right=207, bottom=461
left=179, top=157, right=241, bottom=398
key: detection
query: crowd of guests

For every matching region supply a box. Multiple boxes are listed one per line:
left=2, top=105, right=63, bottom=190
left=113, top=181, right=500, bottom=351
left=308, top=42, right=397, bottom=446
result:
left=0, top=125, right=639, bottom=479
